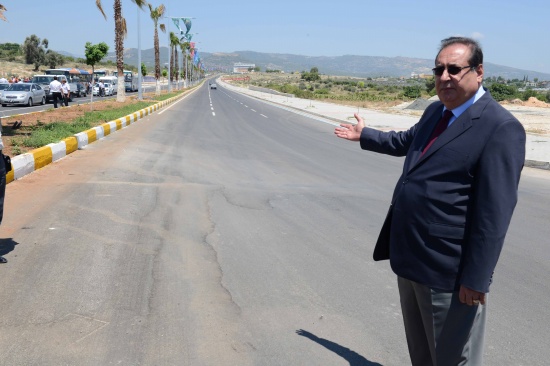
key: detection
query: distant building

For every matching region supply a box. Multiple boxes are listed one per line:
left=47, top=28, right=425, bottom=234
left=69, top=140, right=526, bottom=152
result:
left=411, top=72, right=433, bottom=79
left=233, top=62, right=255, bottom=74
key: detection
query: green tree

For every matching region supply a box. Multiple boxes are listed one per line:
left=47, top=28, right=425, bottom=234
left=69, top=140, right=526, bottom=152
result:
left=0, top=42, right=21, bottom=59
left=425, top=78, right=436, bottom=95
left=84, top=41, right=109, bottom=81
left=403, top=85, right=421, bottom=99
left=522, top=88, right=537, bottom=101
left=488, top=83, right=518, bottom=101
left=45, top=50, right=65, bottom=69
left=22, top=34, right=49, bottom=71
left=141, top=62, right=147, bottom=77
left=180, top=41, right=190, bottom=84
left=169, top=31, right=179, bottom=83
left=95, top=0, right=147, bottom=102
left=301, top=67, right=320, bottom=82
left=148, top=3, right=166, bottom=95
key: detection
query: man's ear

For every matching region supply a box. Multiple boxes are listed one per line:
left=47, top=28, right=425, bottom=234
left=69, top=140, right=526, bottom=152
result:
left=476, top=64, right=484, bottom=82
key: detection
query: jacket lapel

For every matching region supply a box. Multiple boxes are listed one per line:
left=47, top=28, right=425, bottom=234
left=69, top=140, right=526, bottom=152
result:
left=410, top=93, right=491, bottom=170
left=406, top=105, right=444, bottom=169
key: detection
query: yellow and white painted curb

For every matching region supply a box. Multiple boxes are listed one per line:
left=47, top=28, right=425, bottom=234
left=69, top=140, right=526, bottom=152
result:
left=5, top=93, right=186, bottom=184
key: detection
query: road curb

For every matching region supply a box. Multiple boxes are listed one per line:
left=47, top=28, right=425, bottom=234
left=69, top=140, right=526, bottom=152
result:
left=5, top=92, right=188, bottom=184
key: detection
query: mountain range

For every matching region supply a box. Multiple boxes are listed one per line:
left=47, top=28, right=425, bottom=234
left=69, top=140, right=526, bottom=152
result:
left=65, top=48, right=550, bottom=81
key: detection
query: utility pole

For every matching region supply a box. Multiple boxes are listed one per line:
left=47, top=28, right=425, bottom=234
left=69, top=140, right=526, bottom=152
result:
left=137, top=6, right=143, bottom=100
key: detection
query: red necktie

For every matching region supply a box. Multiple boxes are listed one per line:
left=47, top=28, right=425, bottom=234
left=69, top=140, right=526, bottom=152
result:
left=422, top=110, right=453, bottom=155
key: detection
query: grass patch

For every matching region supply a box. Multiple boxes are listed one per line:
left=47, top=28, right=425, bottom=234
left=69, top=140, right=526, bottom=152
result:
left=22, top=120, right=93, bottom=147
left=20, top=101, right=156, bottom=149
left=76, top=101, right=153, bottom=125
left=3, top=88, right=191, bottom=155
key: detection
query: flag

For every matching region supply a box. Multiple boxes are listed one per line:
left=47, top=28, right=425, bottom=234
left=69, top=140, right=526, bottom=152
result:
left=172, top=18, right=180, bottom=31
left=182, top=18, right=192, bottom=34
left=193, top=50, right=200, bottom=65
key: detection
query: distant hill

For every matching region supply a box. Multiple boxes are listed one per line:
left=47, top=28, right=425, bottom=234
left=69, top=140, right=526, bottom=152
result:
left=66, top=48, right=550, bottom=81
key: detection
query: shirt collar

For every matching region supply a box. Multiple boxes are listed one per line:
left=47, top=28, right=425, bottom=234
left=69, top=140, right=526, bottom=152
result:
left=444, top=86, right=485, bottom=124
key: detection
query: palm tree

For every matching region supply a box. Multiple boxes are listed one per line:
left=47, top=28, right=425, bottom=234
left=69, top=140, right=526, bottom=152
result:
left=169, top=32, right=180, bottom=86
left=180, top=41, right=190, bottom=87
left=95, top=0, right=147, bottom=102
left=148, top=3, right=166, bottom=95
left=0, top=4, right=6, bottom=21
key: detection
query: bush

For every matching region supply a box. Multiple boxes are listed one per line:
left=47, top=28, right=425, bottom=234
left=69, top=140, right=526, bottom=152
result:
left=521, top=88, right=537, bottom=101
left=403, top=86, right=421, bottom=99
left=488, top=83, right=518, bottom=101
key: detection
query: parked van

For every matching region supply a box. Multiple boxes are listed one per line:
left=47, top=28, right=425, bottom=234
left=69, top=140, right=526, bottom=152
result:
left=98, top=76, right=117, bottom=94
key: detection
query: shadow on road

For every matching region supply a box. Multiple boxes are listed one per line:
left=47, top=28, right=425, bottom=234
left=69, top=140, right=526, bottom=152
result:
left=0, top=237, right=18, bottom=256
left=296, top=329, right=383, bottom=366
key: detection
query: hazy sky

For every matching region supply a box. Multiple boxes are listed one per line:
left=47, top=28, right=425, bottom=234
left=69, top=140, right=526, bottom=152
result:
left=1, top=0, right=549, bottom=74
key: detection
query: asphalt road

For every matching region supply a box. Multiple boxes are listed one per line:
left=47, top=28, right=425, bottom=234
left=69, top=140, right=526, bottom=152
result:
left=0, top=82, right=548, bottom=365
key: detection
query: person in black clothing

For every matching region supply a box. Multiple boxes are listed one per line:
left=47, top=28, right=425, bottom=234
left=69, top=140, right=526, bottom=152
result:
left=0, top=124, right=7, bottom=263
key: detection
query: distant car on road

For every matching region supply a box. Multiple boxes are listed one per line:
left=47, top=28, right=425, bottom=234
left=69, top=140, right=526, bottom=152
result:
left=0, top=82, right=46, bottom=107
left=210, top=83, right=217, bottom=89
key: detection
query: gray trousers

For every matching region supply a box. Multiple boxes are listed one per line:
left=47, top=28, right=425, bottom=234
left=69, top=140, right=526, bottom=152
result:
left=397, top=277, right=487, bottom=366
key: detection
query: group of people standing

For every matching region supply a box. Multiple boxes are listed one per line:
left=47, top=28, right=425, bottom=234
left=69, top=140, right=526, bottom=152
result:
left=48, top=76, right=70, bottom=108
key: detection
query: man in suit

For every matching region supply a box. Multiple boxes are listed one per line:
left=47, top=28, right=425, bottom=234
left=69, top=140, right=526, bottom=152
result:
left=335, top=37, right=525, bottom=365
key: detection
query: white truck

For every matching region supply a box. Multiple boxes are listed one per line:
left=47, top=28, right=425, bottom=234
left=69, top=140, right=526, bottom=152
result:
left=98, top=76, right=118, bottom=91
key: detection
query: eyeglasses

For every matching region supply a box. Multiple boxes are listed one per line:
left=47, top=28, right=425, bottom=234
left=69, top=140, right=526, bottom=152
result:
left=432, top=65, right=477, bottom=77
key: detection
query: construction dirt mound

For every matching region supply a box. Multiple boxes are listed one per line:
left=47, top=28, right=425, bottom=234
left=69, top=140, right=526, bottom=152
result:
left=502, top=97, right=549, bottom=108
left=523, top=97, right=549, bottom=108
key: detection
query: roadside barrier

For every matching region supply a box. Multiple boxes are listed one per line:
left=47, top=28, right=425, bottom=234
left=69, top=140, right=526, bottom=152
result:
left=5, top=93, right=186, bottom=184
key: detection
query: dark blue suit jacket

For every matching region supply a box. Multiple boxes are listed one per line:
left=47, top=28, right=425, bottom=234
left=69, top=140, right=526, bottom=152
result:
left=360, top=91, right=525, bottom=292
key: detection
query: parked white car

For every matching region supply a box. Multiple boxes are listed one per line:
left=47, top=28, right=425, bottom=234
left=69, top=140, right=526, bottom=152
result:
left=93, top=82, right=115, bottom=96
left=103, top=82, right=115, bottom=96
left=0, top=83, right=10, bottom=99
left=0, top=82, right=46, bottom=107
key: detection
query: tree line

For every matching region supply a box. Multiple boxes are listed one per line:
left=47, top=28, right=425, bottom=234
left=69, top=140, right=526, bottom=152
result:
left=0, top=1, right=204, bottom=102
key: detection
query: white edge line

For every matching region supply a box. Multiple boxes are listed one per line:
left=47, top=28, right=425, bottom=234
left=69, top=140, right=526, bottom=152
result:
left=158, top=87, right=200, bottom=115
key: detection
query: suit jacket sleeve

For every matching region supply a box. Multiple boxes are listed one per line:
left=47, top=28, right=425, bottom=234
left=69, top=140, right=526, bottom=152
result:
left=460, top=117, right=525, bottom=292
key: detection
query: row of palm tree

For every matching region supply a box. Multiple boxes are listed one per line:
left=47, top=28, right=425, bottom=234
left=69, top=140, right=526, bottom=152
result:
left=96, top=1, right=198, bottom=100
left=0, top=2, right=198, bottom=101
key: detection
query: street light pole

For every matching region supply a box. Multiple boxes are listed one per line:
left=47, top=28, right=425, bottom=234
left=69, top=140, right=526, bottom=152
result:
left=137, top=6, right=143, bottom=100
left=167, top=31, right=171, bottom=92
